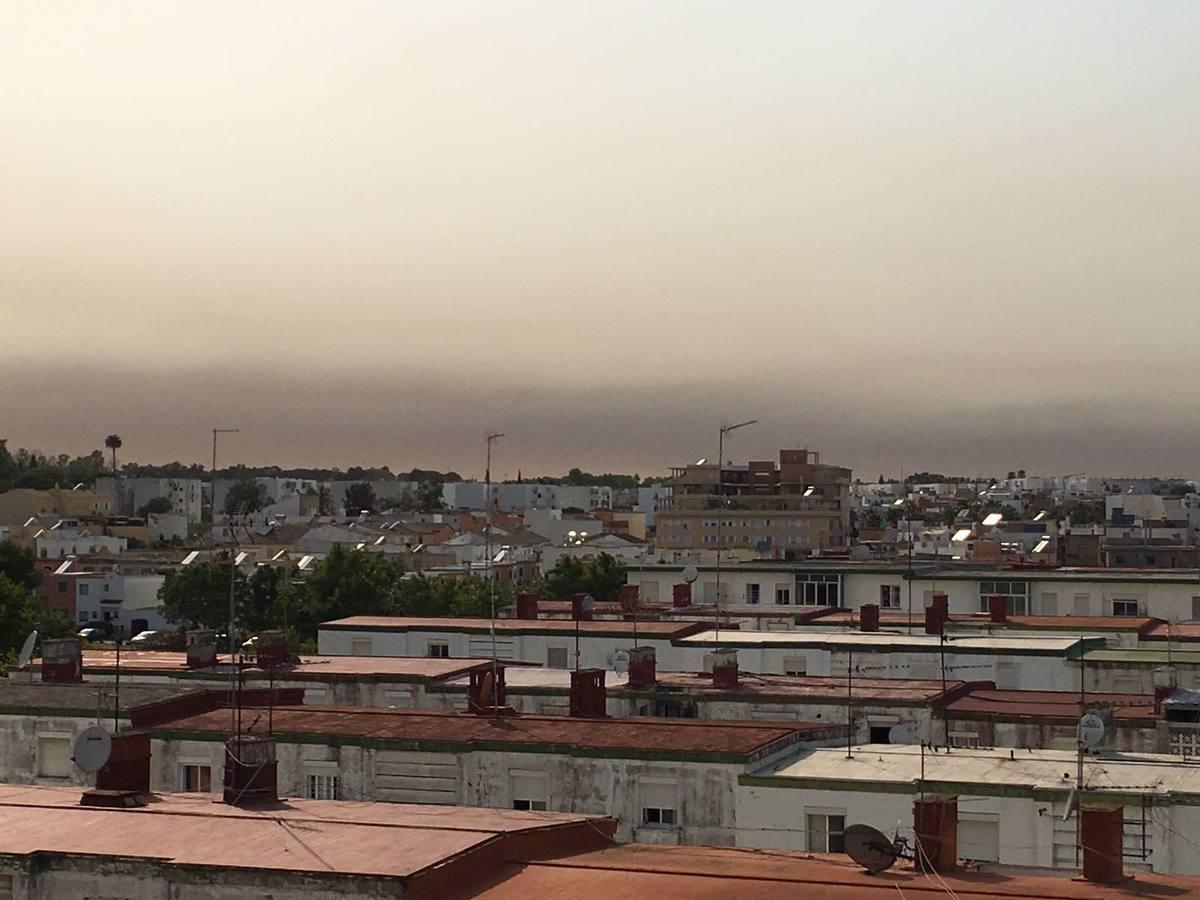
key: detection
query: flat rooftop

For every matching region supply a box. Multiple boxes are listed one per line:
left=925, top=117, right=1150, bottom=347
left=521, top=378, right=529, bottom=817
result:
left=321, top=615, right=708, bottom=638
left=749, top=745, right=1200, bottom=797
left=153, top=705, right=842, bottom=761
left=0, top=680, right=198, bottom=714
left=464, top=843, right=1198, bottom=900
left=947, top=688, right=1157, bottom=723
left=0, top=784, right=612, bottom=884
left=799, top=608, right=1160, bottom=634
left=677, top=630, right=1099, bottom=655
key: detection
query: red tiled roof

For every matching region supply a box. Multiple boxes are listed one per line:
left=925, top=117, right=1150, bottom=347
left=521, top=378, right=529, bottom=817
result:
left=634, top=672, right=969, bottom=705
left=947, top=688, right=1157, bottom=723
left=153, top=705, right=840, bottom=758
left=457, top=844, right=1200, bottom=900
left=321, top=616, right=710, bottom=637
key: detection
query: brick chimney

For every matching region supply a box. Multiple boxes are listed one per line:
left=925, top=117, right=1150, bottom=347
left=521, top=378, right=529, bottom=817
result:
left=223, top=735, right=278, bottom=806
left=1081, top=804, right=1125, bottom=884
left=860, top=603, right=880, bottom=632
left=627, top=646, right=657, bottom=688
left=672, top=583, right=692, bottom=608
left=988, top=594, right=1008, bottom=624
left=255, top=630, right=289, bottom=669
left=618, top=584, right=640, bottom=612
left=41, top=638, right=83, bottom=683
left=468, top=665, right=507, bottom=714
left=930, top=593, right=949, bottom=614
left=95, top=732, right=151, bottom=794
left=1154, top=684, right=1174, bottom=714
left=570, top=593, right=595, bottom=621
left=569, top=668, right=607, bottom=718
left=708, top=648, right=738, bottom=688
left=912, top=795, right=958, bottom=873
left=515, top=592, right=539, bottom=620
left=924, top=604, right=946, bottom=636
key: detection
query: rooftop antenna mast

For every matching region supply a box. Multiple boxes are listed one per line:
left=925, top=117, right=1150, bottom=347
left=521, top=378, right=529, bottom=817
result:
left=485, top=432, right=504, bottom=720
left=714, top=419, right=756, bottom=649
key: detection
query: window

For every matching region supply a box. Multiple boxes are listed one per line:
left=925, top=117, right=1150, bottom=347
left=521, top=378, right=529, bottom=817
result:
left=949, top=730, right=981, bottom=749
left=1112, top=599, right=1140, bottom=617
left=510, top=770, right=548, bottom=811
left=775, top=586, right=791, bottom=605
left=306, top=773, right=341, bottom=800
left=978, top=580, right=1029, bottom=616
left=1192, top=597, right=1200, bottom=622
left=782, top=656, right=807, bottom=676
left=427, top=641, right=450, bottom=658
left=181, top=764, right=212, bottom=792
left=795, top=572, right=840, bottom=607
left=745, top=583, right=760, bottom=604
left=806, top=813, right=846, bottom=853
left=350, top=638, right=372, bottom=655
left=640, top=781, right=678, bottom=828
left=57, top=582, right=67, bottom=594
left=78, top=583, right=89, bottom=596
left=880, top=585, right=901, bottom=609
left=547, top=647, right=569, bottom=669
left=37, top=736, right=71, bottom=778
left=78, top=612, right=88, bottom=623
left=869, top=725, right=891, bottom=743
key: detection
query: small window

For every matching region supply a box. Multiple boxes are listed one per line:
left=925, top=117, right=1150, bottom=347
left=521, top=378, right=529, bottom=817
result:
left=1112, top=599, right=1139, bottom=617
left=37, top=736, right=72, bottom=778
left=78, top=612, right=88, bottom=623
left=306, top=773, right=341, bottom=800
left=350, top=638, right=372, bottom=656
left=775, top=586, right=791, bottom=605
left=949, top=730, right=981, bottom=749
left=181, top=764, right=212, bottom=792
left=640, top=781, right=678, bottom=828
left=782, top=656, right=807, bottom=676
left=547, top=647, right=569, bottom=669
left=78, top=584, right=89, bottom=596
left=57, top=582, right=67, bottom=594
left=427, top=641, right=450, bottom=658
left=880, top=585, right=901, bottom=609
left=510, top=770, right=548, bottom=811
left=642, top=806, right=677, bottom=826
left=745, top=583, right=760, bottom=604
left=807, top=813, right=846, bottom=853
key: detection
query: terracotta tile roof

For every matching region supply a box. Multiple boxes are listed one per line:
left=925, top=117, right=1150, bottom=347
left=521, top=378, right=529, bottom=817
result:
left=321, top=616, right=710, bottom=638
left=947, top=688, right=1157, bottom=723
left=153, top=705, right=841, bottom=759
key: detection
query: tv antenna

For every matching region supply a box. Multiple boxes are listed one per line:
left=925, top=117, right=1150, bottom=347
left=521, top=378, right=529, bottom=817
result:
left=72, top=725, right=113, bottom=774
left=844, top=824, right=913, bottom=874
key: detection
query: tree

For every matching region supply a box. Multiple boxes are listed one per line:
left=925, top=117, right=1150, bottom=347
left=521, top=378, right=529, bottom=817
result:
left=0, top=540, right=40, bottom=591
left=415, top=480, right=444, bottom=510
left=344, top=482, right=376, bottom=515
left=395, top=574, right=508, bottom=618
left=241, top=566, right=287, bottom=633
left=0, top=574, right=71, bottom=664
left=288, top=544, right=403, bottom=640
left=225, top=479, right=270, bottom=515
left=104, top=434, right=123, bottom=475
left=158, top=559, right=245, bottom=630
left=536, top=552, right=627, bottom=603
left=137, top=496, right=173, bottom=517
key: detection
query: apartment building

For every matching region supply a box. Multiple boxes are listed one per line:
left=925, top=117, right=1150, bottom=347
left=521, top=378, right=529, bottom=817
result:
left=656, top=449, right=852, bottom=556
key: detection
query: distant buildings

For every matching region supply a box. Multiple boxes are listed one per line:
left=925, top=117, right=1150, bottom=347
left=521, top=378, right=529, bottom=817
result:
left=656, top=449, right=852, bottom=556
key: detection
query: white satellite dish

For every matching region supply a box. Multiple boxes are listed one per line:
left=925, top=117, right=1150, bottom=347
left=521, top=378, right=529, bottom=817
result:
left=73, top=726, right=113, bottom=774
left=612, top=649, right=629, bottom=675
left=887, top=723, right=916, bottom=745
left=579, top=594, right=595, bottom=614
left=681, top=565, right=699, bottom=585
left=1078, top=714, right=1106, bottom=749
left=17, top=631, right=38, bottom=669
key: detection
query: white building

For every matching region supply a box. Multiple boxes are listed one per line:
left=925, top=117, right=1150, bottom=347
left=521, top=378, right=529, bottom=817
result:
left=737, top=744, right=1200, bottom=874
left=35, top=530, right=127, bottom=560
left=97, top=476, right=205, bottom=522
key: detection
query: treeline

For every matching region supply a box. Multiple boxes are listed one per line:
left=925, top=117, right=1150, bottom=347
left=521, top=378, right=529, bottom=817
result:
left=515, top=468, right=668, bottom=489
left=158, top=546, right=629, bottom=649
left=0, top=441, right=109, bottom=491
left=0, top=541, right=73, bottom=667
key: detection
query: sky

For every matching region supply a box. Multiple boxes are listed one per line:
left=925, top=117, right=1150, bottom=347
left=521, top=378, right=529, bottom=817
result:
left=2, top=1, right=1198, bottom=481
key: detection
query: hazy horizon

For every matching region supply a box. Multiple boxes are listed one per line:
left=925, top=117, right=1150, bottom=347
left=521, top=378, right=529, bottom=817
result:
left=4, top=2, right=1198, bottom=480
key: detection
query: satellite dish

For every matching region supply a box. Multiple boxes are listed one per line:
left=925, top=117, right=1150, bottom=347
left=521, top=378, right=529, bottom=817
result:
left=579, top=594, right=595, bottom=614
left=844, top=824, right=900, bottom=874
left=612, top=649, right=629, bottom=675
left=17, top=631, right=37, bottom=669
left=681, top=565, right=699, bottom=585
left=887, top=724, right=916, bottom=745
left=1078, top=714, right=1106, bottom=749
left=478, top=670, right=495, bottom=709
left=73, top=726, right=113, bottom=774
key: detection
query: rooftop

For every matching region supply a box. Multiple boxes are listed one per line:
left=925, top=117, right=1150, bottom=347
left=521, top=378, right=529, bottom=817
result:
left=463, top=843, right=1197, bottom=900
left=946, top=688, right=1157, bottom=723
left=320, top=615, right=708, bottom=639
left=0, top=784, right=613, bottom=889
left=798, top=608, right=1161, bottom=635
left=0, top=679, right=198, bottom=714
left=676, top=630, right=1099, bottom=655
left=152, top=705, right=842, bottom=761
left=748, top=744, right=1200, bottom=797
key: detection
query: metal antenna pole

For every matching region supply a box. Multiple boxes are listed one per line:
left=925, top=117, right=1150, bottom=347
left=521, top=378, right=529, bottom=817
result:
left=113, top=638, right=121, bottom=733
left=714, top=419, right=756, bottom=650
left=485, top=432, right=504, bottom=719
left=210, top=427, right=239, bottom=524
left=846, top=644, right=854, bottom=759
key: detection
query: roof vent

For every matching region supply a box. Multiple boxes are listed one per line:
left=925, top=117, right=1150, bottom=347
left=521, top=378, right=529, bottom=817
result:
left=185, top=630, right=217, bottom=669
left=468, top=666, right=508, bottom=715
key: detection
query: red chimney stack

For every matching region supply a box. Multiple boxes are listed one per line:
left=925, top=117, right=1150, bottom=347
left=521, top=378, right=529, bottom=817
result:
left=569, top=668, right=607, bottom=718
left=41, top=638, right=83, bottom=683
left=223, top=736, right=278, bottom=806
left=672, top=583, right=692, bottom=608
left=860, top=603, right=880, bottom=632
left=913, top=795, right=958, bottom=873
left=709, top=648, right=739, bottom=688
left=468, top=665, right=507, bottom=714
left=988, top=594, right=1008, bottom=624
left=570, top=593, right=595, bottom=621
left=924, top=605, right=946, bottom=636
left=627, top=646, right=657, bottom=688
left=515, top=592, right=539, bottom=620
left=1081, top=805, right=1125, bottom=884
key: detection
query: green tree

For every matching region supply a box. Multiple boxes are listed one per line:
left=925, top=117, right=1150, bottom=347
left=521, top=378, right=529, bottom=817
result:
left=536, top=552, right=627, bottom=603
left=158, top=559, right=245, bottom=630
left=104, top=434, right=123, bottom=475
left=242, top=565, right=287, bottom=633
left=415, top=480, right=444, bottom=510
left=0, top=573, right=71, bottom=666
left=137, top=496, right=173, bottom=517
left=225, top=479, right=270, bottom=515
left=288, top=545, right=403, bottom=640
left=395, top=574, right=508, bottom=618
left=0, top=540, right=41, bottom=591
left=344, top=482, right=377, bottom=514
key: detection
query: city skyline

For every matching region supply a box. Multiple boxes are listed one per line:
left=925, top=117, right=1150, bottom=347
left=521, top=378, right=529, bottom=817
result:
left=3, top=2, right=1198, bottom=477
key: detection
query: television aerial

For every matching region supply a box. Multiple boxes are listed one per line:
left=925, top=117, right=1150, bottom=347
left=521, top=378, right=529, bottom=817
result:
left=681, top=565, right=699, bottom=585
left=844, top=824, right=913, bottom=875
left=612, top=649, right=629, bottom=675
left=17, top=631, right=38, bottom=669
left=1078, top=713, right=1106, bottom=749
left=73, top=725, right=113, bottom=774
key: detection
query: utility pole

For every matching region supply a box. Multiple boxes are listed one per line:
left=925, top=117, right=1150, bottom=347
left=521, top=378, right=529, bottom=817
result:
left=714, top=420, right=756, bottom=648
left=485, top=432, right=504, bottom=719
left=211, top=427, right=239, bottom=523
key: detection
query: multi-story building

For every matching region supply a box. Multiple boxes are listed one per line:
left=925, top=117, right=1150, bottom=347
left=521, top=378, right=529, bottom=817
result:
left=96, top=477, right=204, bottom=522
left=656, top=449, right=852, bottom=556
